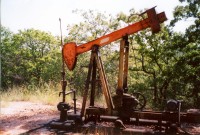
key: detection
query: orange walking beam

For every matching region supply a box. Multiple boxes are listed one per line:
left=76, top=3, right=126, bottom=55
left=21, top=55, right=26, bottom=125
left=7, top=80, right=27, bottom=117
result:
left=63, top=7, right=167, bottom=70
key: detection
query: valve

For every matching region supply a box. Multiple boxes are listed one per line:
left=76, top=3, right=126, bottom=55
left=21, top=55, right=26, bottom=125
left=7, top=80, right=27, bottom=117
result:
left=57, top=102, right=71, bottom=111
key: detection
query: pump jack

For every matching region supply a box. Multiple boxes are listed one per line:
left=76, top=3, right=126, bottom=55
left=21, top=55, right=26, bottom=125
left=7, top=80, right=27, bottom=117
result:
left=52, top=7, right=200, bottom=133
left=62, top=7, right=167, bottom=120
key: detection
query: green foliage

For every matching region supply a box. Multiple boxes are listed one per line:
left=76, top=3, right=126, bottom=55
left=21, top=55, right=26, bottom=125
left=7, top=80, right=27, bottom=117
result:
left=169, top=0, right=200, bottom=108
left=1, top=28, right=61, bottom=88
left=1, top=26, right=15, bottom=87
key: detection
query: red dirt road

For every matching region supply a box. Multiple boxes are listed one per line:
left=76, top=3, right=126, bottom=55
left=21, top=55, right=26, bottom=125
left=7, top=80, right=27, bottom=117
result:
left=0, top=101, right=59, bottom=135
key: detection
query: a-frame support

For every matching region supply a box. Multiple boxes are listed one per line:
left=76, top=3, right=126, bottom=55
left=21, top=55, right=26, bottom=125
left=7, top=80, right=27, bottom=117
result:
left=81, top=45, right=113, bottom=117
left=116, top=35, right=129, bottom=95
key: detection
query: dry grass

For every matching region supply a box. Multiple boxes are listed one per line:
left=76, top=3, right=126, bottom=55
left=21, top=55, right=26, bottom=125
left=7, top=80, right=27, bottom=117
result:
left=0, top=82, right=108, bottom=110
left=0, top=82, right=72, bottom=106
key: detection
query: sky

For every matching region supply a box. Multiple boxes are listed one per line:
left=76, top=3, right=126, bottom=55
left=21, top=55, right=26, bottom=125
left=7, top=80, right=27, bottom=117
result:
left=2, top=0, right=189, bottom=36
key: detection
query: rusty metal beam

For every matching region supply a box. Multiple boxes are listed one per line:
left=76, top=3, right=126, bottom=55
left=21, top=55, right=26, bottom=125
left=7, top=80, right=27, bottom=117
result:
left=123, top=36, right=129, bottom=93
left=76, top=11, right=166, bottom=55
left=63, top=8, right=167, bottom=70
left=81, top=52, right=95, bottom=117
left=116, top=37, right=126, bottom=95
left=90, top=58, right=97, bottom=106
left=95, top=49, right=113, bottom=113
left=81, top=46, right=113, bottom=116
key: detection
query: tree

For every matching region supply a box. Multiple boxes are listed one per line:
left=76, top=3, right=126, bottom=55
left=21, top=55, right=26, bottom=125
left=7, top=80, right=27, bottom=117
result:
left=1, top=28, right=61, bottom=88
left=1, top=26, right=15, bottom=88
left=14, top=29, right=61, bottom=84
left=169, top=0, right=200, bottom=108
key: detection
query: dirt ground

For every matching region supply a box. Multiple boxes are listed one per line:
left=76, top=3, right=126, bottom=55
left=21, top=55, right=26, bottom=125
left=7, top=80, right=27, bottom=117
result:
left=0, top=101, right=59, bottom=135
left=1, top=101, right=200, bottom=135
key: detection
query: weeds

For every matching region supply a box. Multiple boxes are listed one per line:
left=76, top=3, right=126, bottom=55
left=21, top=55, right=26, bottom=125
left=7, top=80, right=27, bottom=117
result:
left=0, top=82, right=71, bottom=106
left=0, top=81, right=108, bottom=109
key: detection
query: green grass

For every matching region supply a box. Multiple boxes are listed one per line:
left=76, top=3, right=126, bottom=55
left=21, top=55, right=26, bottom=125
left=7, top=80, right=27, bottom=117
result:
left=0, top=82, right=72, bottom=106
